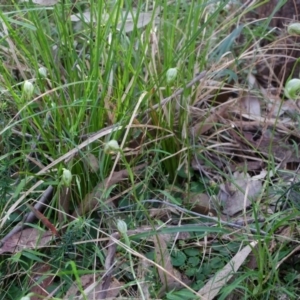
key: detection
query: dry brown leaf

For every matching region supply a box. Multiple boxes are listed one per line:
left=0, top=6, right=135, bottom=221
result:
left=137, top=259, right=152, bottom=299
left=97, top=233, right=119, bottom=299
left=28, top=263, right=54, bottom=300
left=239, top=94, right=261, bottom=116
left=188, top=193, right=216, bottom=215
left=64, top=275, right=122, bottom=300
left=0, top=228, right=53, bottom=254
left=276, top=226, right=294, bottom=243
left=154, top=235, right=191, bottom=298
left=259, top=84, right=300, bottom=117
left=198, top=240, right=258, bottom=299
left=83, top=153, right=99, bottom=173
left=219, top=172, right=262, bottom=216
left=231, top=74, right=261, bottom=116
left=254, top=132, right=300, bottom=163
left=260, top=86, right=285, bottom=117
left=154, top=235, right=178, bottom=287
left=64, top=274, right=95, bottom=299
left=105, top=278, right=123, bottom=298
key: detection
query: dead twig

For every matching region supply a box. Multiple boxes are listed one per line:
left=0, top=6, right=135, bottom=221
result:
left=110, top=199, right=267, bottom=235
left=0, top=186, right=53, bottom=246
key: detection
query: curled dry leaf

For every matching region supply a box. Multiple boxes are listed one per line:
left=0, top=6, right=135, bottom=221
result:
left=219, top=172, right=262, bottom=216
left=0, top=228, right=53, bottom=254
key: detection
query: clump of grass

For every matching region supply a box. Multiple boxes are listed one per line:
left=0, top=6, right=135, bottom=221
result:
left=1, top=0, right=300, bottom=299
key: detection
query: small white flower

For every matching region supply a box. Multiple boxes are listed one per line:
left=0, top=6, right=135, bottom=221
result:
left=20, top=294, right=34, bottom=300
left=62, top=168, right=72, bottom=187
left=38, top=67, right=47, bottom=78
left=117, top=219, right=127, bottom=234
left=23, top=80, right=34, bottom=98
left=166, top=68, right=178, bottom=84
left=288, top=23, right=300, bottom=35
left=104, top=140, right=120, bottom=154
left=285, top=78, right=300, bottom=99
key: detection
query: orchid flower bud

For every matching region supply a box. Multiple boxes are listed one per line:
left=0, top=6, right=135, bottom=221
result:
left=62, top=168, right=72, bottom=187
left=288, top=23, right=300, bottom=35
left=20, top=294, right=34, bottom=300
left=38, top=67, right=47, bottom=78
left=104, top=140, right=120, bottom=154
left=117, top=219, right=128, bottom=234
left=23, top=80, right=34, bottom=99
left=166, top=68, right=178, bottom=84
left=284, top=78, right=300, bottom=99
